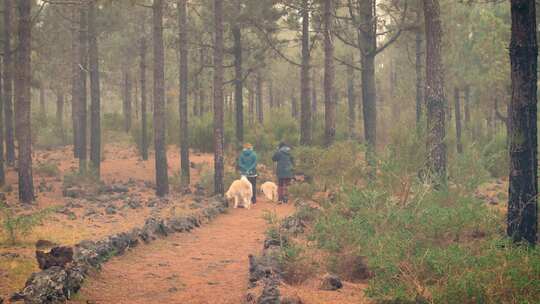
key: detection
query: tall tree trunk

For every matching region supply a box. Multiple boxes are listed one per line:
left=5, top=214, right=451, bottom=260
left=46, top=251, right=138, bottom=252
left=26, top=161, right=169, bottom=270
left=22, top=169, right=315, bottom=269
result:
left=78, top=3, right=88, bottom=172
left=347, top=56, right=356, bottom=140
left=292, top=90, right=298, bottom=119
left=232, top=16, right=244, bottom=144
left=0, top=60, right=5, bottom=186
left=39, top=84, right=46, bottom=120
left=213, top=0, right=225, bottom=195
left=198, top=47, right=205, bottom=116
left=311, top=71, right=317, bottom=116
left=15, top=0, right=34, bottom=203
left=507, top=0, right=538, bottom=245
left=423, top=0, right=447, bottom=183
left=256, top=70, right=263, bottom=124
left=358, top=0, right=377, bottom=160
left=71, top=7, right=80, bottom=158
left=323, top=0, right=335, bottom=147
left=140, top=36, right=149, bottom=160
left=178, top=0, right=190, bottom=186
left=269, top=79, right=274, bottom=109
left=464, top=84, right=471, bottom=130
left=248, top=85, right=254, bottom=126
left=153, top=0, right=169, bottom=196
left=123, top=68, right=132, bottom=133
left=300, top=0, right=312, bottom=145
left=56, top=92, right=65, bottom=143
left=415, top=4, right=424, bottom=131
left=454, top=87, right=463, bottom=154
left=3, top=0, right=15, bottom=165
left=88, top=0, right=101, bottom=175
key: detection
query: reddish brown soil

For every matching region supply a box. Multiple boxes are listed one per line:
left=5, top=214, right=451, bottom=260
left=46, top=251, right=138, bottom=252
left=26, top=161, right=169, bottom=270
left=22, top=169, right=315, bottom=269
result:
left=69, top=200, right=295, bottom=304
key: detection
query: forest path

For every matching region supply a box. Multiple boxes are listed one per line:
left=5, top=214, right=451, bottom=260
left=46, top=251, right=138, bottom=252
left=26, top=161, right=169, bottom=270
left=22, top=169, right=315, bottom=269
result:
left=69, top=199, right=294, bottom=304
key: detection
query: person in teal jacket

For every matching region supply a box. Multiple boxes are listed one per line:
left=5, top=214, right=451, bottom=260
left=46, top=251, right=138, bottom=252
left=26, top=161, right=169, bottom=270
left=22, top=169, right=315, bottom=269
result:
left=238, top=143, right=258, bottom=203
left=272, top=142, right=294, bottom=203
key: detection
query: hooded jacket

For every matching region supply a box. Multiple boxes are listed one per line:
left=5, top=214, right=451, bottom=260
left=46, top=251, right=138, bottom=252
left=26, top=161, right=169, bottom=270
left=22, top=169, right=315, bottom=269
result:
left=238, top=149, right=258, bottom=176
left=272, top=146, right=294, bottom=179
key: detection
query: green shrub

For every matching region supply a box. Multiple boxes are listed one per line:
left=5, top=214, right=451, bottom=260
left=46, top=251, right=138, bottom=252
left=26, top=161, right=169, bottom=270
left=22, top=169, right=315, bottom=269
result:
left=480, top=131, right=508, bottom=178
left=0, top=202, right=57, bottom=245
left=34, top=161, right=60, bottom=177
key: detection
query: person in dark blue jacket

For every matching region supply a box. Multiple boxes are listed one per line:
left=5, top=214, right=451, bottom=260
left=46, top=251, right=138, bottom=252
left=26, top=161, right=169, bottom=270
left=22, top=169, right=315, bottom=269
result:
left=238, top=143, right=258, bottom=203
left=272, top=142, right=294, bottom=203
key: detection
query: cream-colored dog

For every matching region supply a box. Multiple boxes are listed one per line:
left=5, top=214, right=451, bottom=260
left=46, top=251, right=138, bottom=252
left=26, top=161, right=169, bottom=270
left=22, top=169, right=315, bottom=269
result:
left=225, top=176, right=253, bottom=209
left=261, top=181, right=278, bottom=202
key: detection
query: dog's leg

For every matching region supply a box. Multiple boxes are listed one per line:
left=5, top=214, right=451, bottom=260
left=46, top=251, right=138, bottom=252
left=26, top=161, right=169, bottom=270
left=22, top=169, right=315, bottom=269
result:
left=234, top=196, right=238, bottom=208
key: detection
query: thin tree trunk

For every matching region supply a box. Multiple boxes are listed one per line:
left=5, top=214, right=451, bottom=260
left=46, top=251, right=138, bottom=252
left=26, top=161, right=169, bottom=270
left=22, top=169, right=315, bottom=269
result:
left=256, top=70, right=263, bottom=124
left=3, top=0, right=15, bottom=165
left=347, top=56, right=356, bottom=140
left=292, top=90, right=298, bottom=119
left=415, top=5, right=424, bottom=131
left=300, top=0, right=312, bottom=145
left=323, top=0, right=335, bottom=147
left=56, top=92, right=65, bottom=143
left=269, top=79, right=274, bottom=109
left=464, top=84, right=471, bottom=130
left=71, top=7, right=80, bottom=158
left=123, top=68, right=132, bottom=133
left=88, top=0, right=101, bottom=175
left=213, top=0, right=225, bottom=195
left=140, top=36, right=148, bottom=160
left=358, top=0, right=377, bottom=160
left=15, top=0, right=34, bottom=203
left=232, top=16, right=244, bottom=144
left=311, top=72, right=317, bottom=116
left=0, top=59, right=5, bottom=186
left=78, top=3, right=88, bottom=172
left=248, top=85, right=254, bottom=126
left=153, top=0, right=169, bottom=196
left=39, top=84, right=46, bottom=120
left=198, top=47, right=205, bottom=116
left=507, top=0, right=538, bottom=245
left=178, top=0, right=190, bottom=186
left=454, top=87, right=463, bottom=154
left=423, top=0, right=447, bottom=183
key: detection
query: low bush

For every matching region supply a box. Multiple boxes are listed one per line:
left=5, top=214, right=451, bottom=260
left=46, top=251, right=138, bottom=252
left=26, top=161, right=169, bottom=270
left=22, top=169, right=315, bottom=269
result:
left=0, top=202, right=57, bottom=245
left=34, top=161, right=61, bottom=177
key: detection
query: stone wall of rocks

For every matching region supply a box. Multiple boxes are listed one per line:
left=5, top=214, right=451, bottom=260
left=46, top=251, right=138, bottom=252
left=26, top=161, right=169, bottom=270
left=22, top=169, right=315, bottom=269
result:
left=10, top=197, right=228, bottom=304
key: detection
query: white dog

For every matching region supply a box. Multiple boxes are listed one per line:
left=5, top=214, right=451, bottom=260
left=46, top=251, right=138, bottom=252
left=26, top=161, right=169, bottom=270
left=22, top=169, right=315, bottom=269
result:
left=261, top=181, right=278, bottom=202
left=225, top=176, right=253, bottom=209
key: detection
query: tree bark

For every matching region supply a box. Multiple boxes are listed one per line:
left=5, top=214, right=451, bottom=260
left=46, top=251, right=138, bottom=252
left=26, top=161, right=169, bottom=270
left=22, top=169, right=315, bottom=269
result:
left=415, top=5, right=424, bottom=131
left=248, top=85, right=254, bottom=126
left=464, top=84, right=471, bottom=130
left=256, top=70, right=263, bottom=124
left=153, top=0, right=169, bottom=196
left=454, top=87, right=463, bottom=154
left=507, top=0, right=538, bottom=245
left=71, top=7, right=80, bottom=158
left=0, top=59, right=5, bottom=186
left=78, top=3, right=88, bottom=172
left=178, top=0, right=190, bottom=186
left=88, top=0, right=101, bottom=175
left=292, top=90, right=298, bottom=119
left=311, top=73, right=317, bottom=116
left=56, top=91, right=65, bottom=143
left=123, top=68, right=132, bottom=133
left=423, top=0, right=447, bottom=183
left=323, top=0, right=335, bottom=147
left=269, top=80, right=274, bottom=109
left=358, top=0, right=377, bottom=158
left=140, top=36, right=148, bottom=160
left=213, top=0, right=225, bottom=195
left=347, top=56, right=356, bottom=140
left=3, top=0, right=15, bottom=165
left=232, top=17, right=244, bottom=144
left=39, top=84, right=46, bottom=120
left=300, top=0, right=312, bottom=145
left=15, top=0, right=34, bottom=203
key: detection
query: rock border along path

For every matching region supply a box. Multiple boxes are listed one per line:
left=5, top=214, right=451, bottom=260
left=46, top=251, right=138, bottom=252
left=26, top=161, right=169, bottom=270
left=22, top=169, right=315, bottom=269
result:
left=11, top=197, right=228, bottom=304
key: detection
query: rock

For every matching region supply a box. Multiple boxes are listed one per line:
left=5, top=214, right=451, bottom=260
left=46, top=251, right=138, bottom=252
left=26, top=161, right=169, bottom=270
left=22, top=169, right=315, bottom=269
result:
left=100, top=184, right=129, bottom=194
left=84, top=208, right=98, bottom=217
left=257, top=283, right=280, bottom=304
left=126, top=199, right=142, bottom=209
left=63, top=187, right=85, bottom=198
left=282, top=295, right=304, bottom=304
left=0, top=192, right=6, bottom=201
left=105, top=205, right=117, bottom=215
left=35, top=240, right=59, bottom=250
left=66, top=201, right=83, bottom=209
left=320, top=274, right=343, bottom=291
left=280, top=216, right=306, bottom=235
left=488, top=197, right=500, bottom=205
left=168, top=287, right=178, bottom=293
left=0, top=252, right=20, bottom=258
left=36, top=246, right=74, bottom=270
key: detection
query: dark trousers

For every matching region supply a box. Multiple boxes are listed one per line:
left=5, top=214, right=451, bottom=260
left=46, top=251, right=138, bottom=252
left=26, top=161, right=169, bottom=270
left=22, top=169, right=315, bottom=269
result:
left=247, top=176, right=257, bottom=203
left=278, top=178, right=291, bottom=202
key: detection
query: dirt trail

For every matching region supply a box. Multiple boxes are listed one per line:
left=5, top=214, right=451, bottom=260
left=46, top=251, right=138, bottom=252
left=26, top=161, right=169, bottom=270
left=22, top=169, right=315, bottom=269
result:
left=69, top=200, right=294, bottom=304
